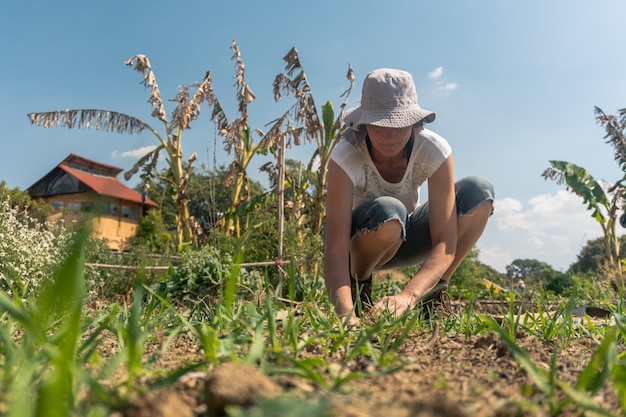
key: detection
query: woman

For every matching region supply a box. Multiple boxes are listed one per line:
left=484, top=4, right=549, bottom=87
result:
left=324, top=68, right=494, bottom=323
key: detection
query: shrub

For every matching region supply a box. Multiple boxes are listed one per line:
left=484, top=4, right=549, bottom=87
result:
left=565, top=271, right=619, bottom=303
left=544, top=270, right=575, bottom=296
left=0, top=197, right=69, bottom=297
left=154, top=245, right=262, bottom=308
left=128, top=209, right=173, bottom=255
left=82, top=234, right=136, bottom=301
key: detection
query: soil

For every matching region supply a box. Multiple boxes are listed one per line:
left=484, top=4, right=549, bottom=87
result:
left=115, top=305, right=623, bottom=417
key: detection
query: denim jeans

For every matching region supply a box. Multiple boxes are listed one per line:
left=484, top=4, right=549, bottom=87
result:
left=350, top=176, right=495, bottom=269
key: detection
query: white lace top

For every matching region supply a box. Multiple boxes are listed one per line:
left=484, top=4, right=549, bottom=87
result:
left=330, top=126, right=452, bottom=213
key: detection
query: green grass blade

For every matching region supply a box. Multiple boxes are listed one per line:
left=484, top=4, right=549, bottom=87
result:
left=575, top=326, right=617, bottom=393
left=246, top=319, right=266, bottom=365
left=223, top=253, right=242, bottom=313
left=559, top=381, right=618, bottom=417
left=126, top=279, right=146, bottom=384
left=0, top=292, right=32, bottom=327
left=271, top=357, right=330, bottom=387
left=34, top=225, right=88, bottom=417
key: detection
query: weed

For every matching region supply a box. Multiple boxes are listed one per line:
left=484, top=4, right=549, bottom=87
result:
left=485, top=315, right=621, bottom=416
left=521, top=297, right=577, bottom=345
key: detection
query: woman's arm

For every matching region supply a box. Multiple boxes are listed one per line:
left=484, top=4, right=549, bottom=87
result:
left=403, top=154, right=457, bottom=297
left=373, top=155, right=457, bottom=315
left=323, top=160, right=356, bottom=318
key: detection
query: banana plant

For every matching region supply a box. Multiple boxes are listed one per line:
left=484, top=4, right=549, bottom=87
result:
left=542, top=106, right=626, bottom=276
left=272, top=48, right=355, bottom=235
left=543, top=161, right=623, bottom=274
left=309, top=99, right=353, bottom=235
left=212, top=43, right=352, bottom=238
left=27, top=54, right=218, bottom=249
left=207, top=41, right=275, bottom=237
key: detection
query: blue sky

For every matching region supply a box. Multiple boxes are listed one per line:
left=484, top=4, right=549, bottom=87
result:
left=2, top=0, right=626, bottom=273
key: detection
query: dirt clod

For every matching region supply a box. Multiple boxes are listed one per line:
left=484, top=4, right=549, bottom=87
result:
left=204, top=362, right=280, bottom=415
left=411, top=395, right=468, bottom=417
left=123, top=388, right=194, bottom=417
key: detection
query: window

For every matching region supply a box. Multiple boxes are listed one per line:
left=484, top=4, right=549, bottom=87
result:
left=47, top=173, right=79, bottom=194
left=67, top=202, right=79, bottom=211
left=129, top=207, right=139, bottom=220
left=51, top=201, right=64, bottom=210
left=122, top=206, right=130, bottom=218
left=110, top=203, right=118, bottom=215
left=80, top=202, right=94, bottom=212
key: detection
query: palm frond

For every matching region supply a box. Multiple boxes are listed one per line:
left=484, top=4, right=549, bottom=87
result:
left=28, top=109, right=148, bottom=134
left=595, top=106, right=626, bottom=172
left=272, top=47, right=323, bottom=144
left=307, top=148, right=321, bottom=173
left=125, top=55, right=167, bottom=123
left=176, top=152, right=198, bottom=204
left=282, top=46, right=302, bottom=76
left=542, top=161, right=610, bottom=223
left=223, top=160, right=244, bottom=188
left=170, top=85, right=190, bottom=131
left=211, top=99, right=230, bottom=133
left=231, top=40, right=255, bottom=120
left=221, top=119, right=249, bottom=155
left=123, top=144, right=165, bottom=181
left=337, top=65, right=355, bottom=120
left=171, top=71, right=217, bottom=131
left=259, top=161, right=277, bottom=188
left=262, top=113, right=292, bottom=149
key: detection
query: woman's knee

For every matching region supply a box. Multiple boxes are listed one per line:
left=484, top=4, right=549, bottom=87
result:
left=355, top=217, right=404, bottom=246
left=372, top=196, right=408, bottom=218
left=455, top=176, right=495, bottom=216
left=352, top=196, right=408, bottom=238
left=472, top=199, right=494, bottom=220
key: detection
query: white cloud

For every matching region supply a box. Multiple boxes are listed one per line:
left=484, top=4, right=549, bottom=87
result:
left=441, top=83, right=458, bottom=91
left=427, top=66, right=458, bottom=93
left=428, top=66, right=443, bottom=79
left=477, top=190, right=619, bottom=273
left=112, top=146, right=157, bottom=159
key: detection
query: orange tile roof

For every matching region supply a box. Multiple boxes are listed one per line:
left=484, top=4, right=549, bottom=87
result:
left=64, top=153, right=124, bottom=175
left=59, top=162, right=158, bottom=207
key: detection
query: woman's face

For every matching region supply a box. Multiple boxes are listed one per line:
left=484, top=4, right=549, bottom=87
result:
left=365, top=125, right=413, bottom=159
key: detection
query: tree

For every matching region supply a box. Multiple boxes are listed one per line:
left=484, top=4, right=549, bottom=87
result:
left=505, top=259, right=552, bottom=285
left=208, top=43, right=351, bottom=239
left=272, top=49, right=355, bottom=235
left=142, top=164, right=264, bottom=245
left=205, top=41, right=268, bottom=237
left=28, top=54, right=220, bottom=249
left=570, top=236, right=609, bottom=274
left=569, top=235, right=626, bottom=274
left=544, top=270, right=574, bottom=296
left=0, top=181, right=51, bottom=222
left=275, top=158, right=315, bottom=229
left=129, top=209, right=172, bottom=254
left=505, top=258, right=574, bottom=295
left=542, top=106, right=626, bottom=278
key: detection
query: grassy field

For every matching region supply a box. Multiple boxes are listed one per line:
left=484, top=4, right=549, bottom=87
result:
left=0, top=226, right=625, bottom=417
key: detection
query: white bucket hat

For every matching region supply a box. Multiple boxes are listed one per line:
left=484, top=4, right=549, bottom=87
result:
left=344, top=68, right=435, bottom=130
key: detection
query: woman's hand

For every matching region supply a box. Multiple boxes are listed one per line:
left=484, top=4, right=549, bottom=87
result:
left=340, top=314, right=360, bottom=328
left=372, top=291, right=416, bottom=317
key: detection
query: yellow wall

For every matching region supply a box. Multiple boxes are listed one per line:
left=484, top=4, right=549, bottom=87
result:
left=44, top=191, right=145, bottom=251
left=93, top=216, right=140, bottom=251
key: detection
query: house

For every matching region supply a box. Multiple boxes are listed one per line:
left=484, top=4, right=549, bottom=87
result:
left=27, top=153, right=158, bottom=251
